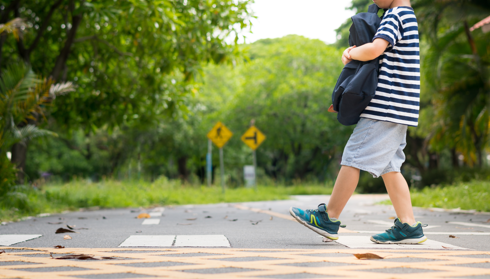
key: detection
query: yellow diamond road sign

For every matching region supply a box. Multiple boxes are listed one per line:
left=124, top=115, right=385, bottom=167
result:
left=241, top=126, right=266, bottom=150
left=207, top=121, right=233, bottom=148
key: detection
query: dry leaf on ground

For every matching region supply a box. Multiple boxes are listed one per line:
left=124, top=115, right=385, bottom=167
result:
left=52, top=253, right=116, bottom=260
left=186, top=218, right=197, bottom=221
left=48, top=222, right=63, bottom=225
left=54, top=245, right=65, bottom=249
left=353, top=253, right=384, bottom=260
left=137, top=213, right=150, bottom=219
left=449, top=235, right=458, bottom=238
left=63, top=235, right=72, bottom=240
left=229, top=219, right=238, bottom=222
left=204, top=216, right=212, bottom=218
left=270, top=216, right=273, bottom=220
left=78, top=217, right=87, bottom=219
left=56, top=228, right=76, bottom=234
left=388, top=216, right=396, bottom=220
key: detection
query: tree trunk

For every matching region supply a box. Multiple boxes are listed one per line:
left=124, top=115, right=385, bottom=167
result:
left=177, top=156, right=189, bottom=182
left=11, top=142, right=28, bottom=184
left=451, top=148, right=459, bottom=168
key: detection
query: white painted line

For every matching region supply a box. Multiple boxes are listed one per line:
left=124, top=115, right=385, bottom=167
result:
left=449, top=222, right=490, bottom=229
left=356, top=231, right=490, bottom=235
left=119, top=235, right=175, bottom=247
left=335, top=236, right=467, bottom=250
left=367, top=220, right=439, bottom=230
left=0, top=234, right=42, bottom=246
left=174, top=235, right=230, bottom=247
left=149, top=212, right=162, bottom=217
left=142, top=219, right=160, bottom=225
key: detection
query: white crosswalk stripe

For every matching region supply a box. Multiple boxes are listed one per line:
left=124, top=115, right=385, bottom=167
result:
left=142, top=219, right=160, bottom=225
left=118, top=235, right=230, bottom=247
left=334, top=236, right=467, bottom=250
left=0, top=234, right=42, bottom=246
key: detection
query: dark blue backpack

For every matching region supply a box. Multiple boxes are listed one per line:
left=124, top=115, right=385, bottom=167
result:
left=331, top=4, right=384, bottom=126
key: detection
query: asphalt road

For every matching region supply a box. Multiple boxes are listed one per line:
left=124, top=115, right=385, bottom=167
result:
left=2, top=194, right=490, bottom=250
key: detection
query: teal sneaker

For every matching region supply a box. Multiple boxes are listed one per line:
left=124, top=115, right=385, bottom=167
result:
left=289, top=203, right=342, bottom=240
left=370, top=218, right=428, bottom=244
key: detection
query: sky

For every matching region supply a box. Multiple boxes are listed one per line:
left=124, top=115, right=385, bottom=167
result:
left=241, top=0, right=356, bottom=44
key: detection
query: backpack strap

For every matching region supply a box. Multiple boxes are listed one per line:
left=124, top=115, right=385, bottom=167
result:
left=368, top=4, right=379, bottom=13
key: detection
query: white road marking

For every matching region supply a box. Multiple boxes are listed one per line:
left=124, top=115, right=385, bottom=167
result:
left=174, top=235, right=230, bottom=247
left=149, top=212, right=162, bottom=217
left=335, top=236, right=467, bottom=250
left=449, top=222, right=490, bottom=229
left=0, top=234, right=42, bottom=246
left=142, top=219, right=160, bottom=225
left=356, top=231, right=490, bottom=235
left=119, top=235, right=175, bottom=247
left=368, top=220, right=439, bottom=230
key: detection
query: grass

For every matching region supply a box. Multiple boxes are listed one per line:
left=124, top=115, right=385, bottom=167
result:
left=0, top=177, right=333, bottom=222
left=378, top=180, right=490, bottom=212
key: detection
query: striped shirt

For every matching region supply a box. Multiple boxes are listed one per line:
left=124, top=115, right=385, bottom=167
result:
left=360, top=6, right=420, bottom=127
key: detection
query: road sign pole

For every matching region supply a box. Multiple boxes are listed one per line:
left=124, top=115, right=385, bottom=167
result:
left=253, top=149, right=257, bottom=190
left=207, top=139, right=212, bottom=187
left=219, top=147, right=225, bottom=193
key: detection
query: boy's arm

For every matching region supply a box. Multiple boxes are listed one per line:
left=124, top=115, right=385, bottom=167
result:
left=348, top=38, right=389, bottom=61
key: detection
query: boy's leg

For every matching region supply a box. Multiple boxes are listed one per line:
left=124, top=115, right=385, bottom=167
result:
left=288, top=165, right=359, bottom=240
left=381, top=171, right=415, bottom=224
left=327, top=166, right=360, bottom=219
left=370, top=171, right=427, bottom=244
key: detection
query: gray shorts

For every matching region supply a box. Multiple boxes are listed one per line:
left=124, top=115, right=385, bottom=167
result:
left=341, top=118, right=407, bottom=178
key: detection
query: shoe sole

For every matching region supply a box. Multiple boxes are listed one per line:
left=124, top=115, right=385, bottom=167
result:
left=289, top=207, right=339, bottom=240
left=370, top=236, right=428, bottom=244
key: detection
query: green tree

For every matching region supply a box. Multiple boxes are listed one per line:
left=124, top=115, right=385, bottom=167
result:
left=0, top=0, right=254, bottom=180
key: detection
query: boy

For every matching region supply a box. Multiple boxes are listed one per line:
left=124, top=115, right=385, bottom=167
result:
left=290, top=0, right=426, bottom=244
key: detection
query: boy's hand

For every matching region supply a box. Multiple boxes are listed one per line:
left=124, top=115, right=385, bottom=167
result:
left=342, top=45, right=356, bottom=65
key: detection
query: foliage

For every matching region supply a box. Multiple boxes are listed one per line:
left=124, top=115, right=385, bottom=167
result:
left=380, top=180, right=490, bottom=212
left=413, top=0, right=490, bottom=167
left=0, top=62, right=74, bottom=192
left=0, top=178, right=333, bottom=222
left=25, top=36, right=351, bottom=184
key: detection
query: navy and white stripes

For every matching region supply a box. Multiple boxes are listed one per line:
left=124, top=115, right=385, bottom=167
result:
left=360, top=6, right=420, bottom=127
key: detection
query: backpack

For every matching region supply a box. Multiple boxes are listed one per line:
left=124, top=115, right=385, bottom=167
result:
left=331, top=4, right=385, bottom=126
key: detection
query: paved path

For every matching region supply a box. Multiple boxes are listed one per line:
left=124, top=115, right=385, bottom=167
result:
left=1, top=194, right=490, bottom=278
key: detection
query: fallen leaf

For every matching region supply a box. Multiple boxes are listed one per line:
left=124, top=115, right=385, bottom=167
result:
left=184, top=210, right=192, bottom=213
left=205, top=216, right=212, bottom=218
left=449, top=235, right=458, bottom=238
left=250, top=220, right=262, bottom=225
left=388, top=217, right=396, bottom=220
left=63, top=235, right=72, bottom=240
left=56, top=228, right=76, bottom=234
left=48, top=222, right=63, bottom=225
left=130, top=209, right=140, bottom=213
left=67, top=225, right=76, bottom=230
left=78, top=217, right=87, bottom=219
left=177, top=223, right=192, bottom=225
left=186, top=218, right=197, bottom=221
left=53, top=254, right=99, bottom=260
left=223, top=215, right=228, bottom=219
left=353, top=253, right=384, bottom=260
left=270, top=216, right=273, bottom=221
left=136, top=231, right=142, bottom=233
left=137, top=213, right=150, bottom=219
left=229, top=219, right=238, bottom=222
left=54, top=245, right=65, bottom=249
left=102, top=216, right=107, bottom=219
left=486, top=219, right=490, bottom=223
left=59, top=218, right=64, bottom=220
